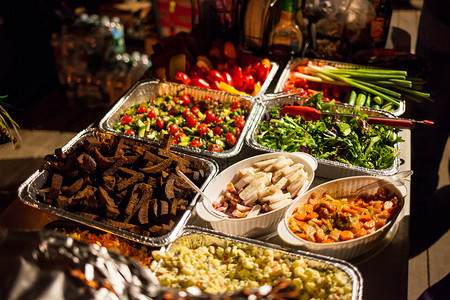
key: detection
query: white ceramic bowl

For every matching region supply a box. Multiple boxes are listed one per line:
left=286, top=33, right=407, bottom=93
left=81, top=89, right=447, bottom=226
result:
left=277, top=176, right=406, bottom=260
left=196, top=152, right=317, bottom=238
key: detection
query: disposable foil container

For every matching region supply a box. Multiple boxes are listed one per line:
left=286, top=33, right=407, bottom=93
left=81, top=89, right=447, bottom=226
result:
left=99, top=80, right=264, bottom=159
left=17, top=128, right=218, bottom=247
left=274, top=57, right=406, bottom=117
left=246, top=96, right=401, bottom=179
left=152, top=226, right=363, bottom=300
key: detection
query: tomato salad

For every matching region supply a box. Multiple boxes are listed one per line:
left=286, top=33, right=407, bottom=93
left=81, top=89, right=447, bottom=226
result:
left=287, top=187, right=401, bottom=243
left=113, top=94, right=250, bottom=152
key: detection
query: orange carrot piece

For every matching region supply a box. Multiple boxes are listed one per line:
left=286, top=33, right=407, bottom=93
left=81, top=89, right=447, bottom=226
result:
left=350, top=205, right=364, bottom=212
left=363, top=219, right=376, bottom=229
left=304, top=203, right=314, bottom=213
left=340, top=230, right=355, bottom=241
left=295, top=212, right=308, bottom=221
left=301, top=223, right=317, bottom=242
left=342, top=206, right=358, bottom=215
left=315, top=228, right=326, bottom=242
left=359, top=214, right=372, bottom=222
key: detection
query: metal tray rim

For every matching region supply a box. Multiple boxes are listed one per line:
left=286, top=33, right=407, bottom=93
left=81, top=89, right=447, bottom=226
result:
left=17, top=128, right=219, bottom=247
left=156, top=225, right=364, bottom=300
left=99, top=80, right=264, bottom=159
left=245, top=98, right=401, bottom=178
left=274, top=57, right=406, bottom=117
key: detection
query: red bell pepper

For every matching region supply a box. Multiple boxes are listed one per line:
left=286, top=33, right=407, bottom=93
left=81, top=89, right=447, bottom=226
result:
left=206, top=70, right=225, bottom=83
left=222, top=71, right=233, bottom=86
left=190, top=78, right=210, bottom=89
left=174, top=72, right=191, bottom=85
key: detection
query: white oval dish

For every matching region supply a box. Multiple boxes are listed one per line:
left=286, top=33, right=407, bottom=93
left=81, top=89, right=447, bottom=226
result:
left=196, top=152, right=317, bottom=238
left=277, top=175, right=406, bottom=260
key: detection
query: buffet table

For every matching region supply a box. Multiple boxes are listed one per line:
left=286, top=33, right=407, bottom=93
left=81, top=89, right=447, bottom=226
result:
left=0, top=128, right=411, bottom=300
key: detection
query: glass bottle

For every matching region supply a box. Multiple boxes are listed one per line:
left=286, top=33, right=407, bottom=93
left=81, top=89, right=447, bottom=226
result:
left=370, top=0, right=392, bottom=48
left=268, top=0, right=303, bottom=55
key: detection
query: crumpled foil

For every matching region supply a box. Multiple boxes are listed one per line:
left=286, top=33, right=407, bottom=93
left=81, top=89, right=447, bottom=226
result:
left=0, top=227, right=303, bottom=300
left=0, top=227, right=160, bottom=300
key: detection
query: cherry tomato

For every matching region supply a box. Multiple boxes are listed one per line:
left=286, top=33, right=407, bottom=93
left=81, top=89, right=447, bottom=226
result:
left=148, top=110, right=156, bottom=119
left=197, top=123, right=208, bottom=135
left=213, top=126, right=223, bottom=136
left=234, top=126, right=241, bottom=136
left=235, top=118, right=246, bottom=129
left=182, top=108, right=191, bottom=119
left=191, top=106, right=200, bottom=115
left=180, top=94, right=191, bottom=106
left=175, top=132, right=186, bottom=142
left=168, top=123, right=179, bottom=135
left=189, top=139, right=200, bottom=148
left=156, top=119, right=164, bottom=129
left=172, top=139, right=178, bottom=144
left=214, top=116, right=223, bottom=124
left=204, top=111, right=216, bottom=124
left=231, top=101, right=240, bottom=109
left=120, top=115, right=132, bottom=125
left=174, top=72, right=191, bottom=85
left=208, top=143, right=222, bottom=152
left=137, top=106, right=147, bottom=114
left=203, top=96, right=212, bottom=104
left=125, top=129, right=136, bottom=135
left=226, top=132, right=237, bottom=146
left=186, top=115, right=198, bottom=128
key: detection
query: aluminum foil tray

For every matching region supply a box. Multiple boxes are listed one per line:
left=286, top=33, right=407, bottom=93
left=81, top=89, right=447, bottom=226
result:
left=99, top=80, right=264, bottom=159
left=246, top=96, right=401, bottom=179
left=152, top=226, right=363, bottom=300
left=274, top=57, right=406, bottom=116
left=17, top=128, right=219, bottom=247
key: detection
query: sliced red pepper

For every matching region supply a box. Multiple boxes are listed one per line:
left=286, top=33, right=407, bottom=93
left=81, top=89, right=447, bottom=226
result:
left=174, top=72, right=191, bottom=85
left=241, top=74, right=255, bottom=93
left=190, top=78, right=210, bottom=89
left=209, top=80, right=221, bottom=90
left=279, top=106, right=322, bottom=121
left=232, top=66, right=244, bottom=90
left=206, top=70, right=225, bottom=83
left=222, top=71, right=233, bottom=86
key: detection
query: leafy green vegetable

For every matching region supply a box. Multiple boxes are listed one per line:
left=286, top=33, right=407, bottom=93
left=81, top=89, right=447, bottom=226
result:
left=255, top=94, right=404, bottom=170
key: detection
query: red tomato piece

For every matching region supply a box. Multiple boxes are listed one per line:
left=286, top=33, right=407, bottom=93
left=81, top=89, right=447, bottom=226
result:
left=226, top=132, right=237, bottom=146
left=125, top=129, right=136, bottom=135
left=197, top=123, right=209, bottom=135
left=231, top=101, right=240, bottom=109
left=235, top=118, right=245, bottom=129
left=168, top=123, right=179, bottom=135
left=182, top=108, right=191, bottom=119
left=204, top=111, right=216, bottom=124
left=186, top=115, right=198, bottom=128
left=190, top=139, right=200, bottom=147
left=234, top=126, right=241, bottom=136
left=191, top=106, right=200, bottom=115
left=156, top=119, right=164, bottom=129
left=180, top=94, right=191, bottom=106
left=208, top=143, right=222, bottom=152
left=148, top=110, right=156, bottom=119
left=212, top=126, right=223, bottom=136
left=137, top=106, right=147, bottom=114
left=121, top=115, right=132, bottom=125
left=214, top=116, right=223, bottom=124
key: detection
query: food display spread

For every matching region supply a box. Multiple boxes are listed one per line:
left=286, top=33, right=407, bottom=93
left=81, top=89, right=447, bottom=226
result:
left=255, top=94, right=403, bottom=170
left=287, top=187, right=401, bottom=243
left=113, top=92, right=250, bottom=152
left=150, top=233, right=354, bottom=299
left=213, top=156, right=309, bottom=218
left=37, top=131, right=209, bottom=237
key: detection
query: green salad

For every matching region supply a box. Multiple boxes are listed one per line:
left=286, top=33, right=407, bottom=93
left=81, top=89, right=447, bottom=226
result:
left=255, top=94, right=404, bottom=170
left=113, top=93, right=250, bottom=152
